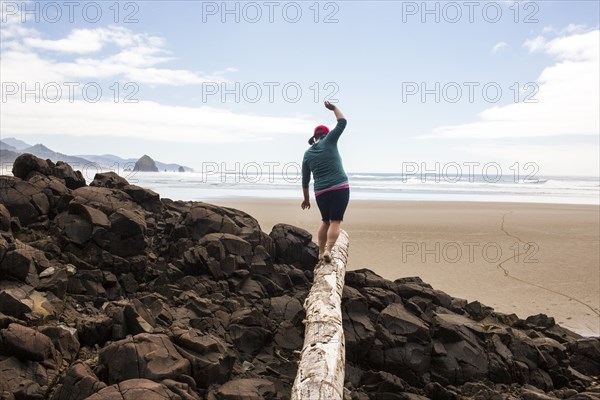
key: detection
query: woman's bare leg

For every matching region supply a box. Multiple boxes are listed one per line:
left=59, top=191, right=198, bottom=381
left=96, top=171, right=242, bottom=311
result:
left=323, top=221, right=341, bottom=262
left=318, top=221, right=330, bottom=258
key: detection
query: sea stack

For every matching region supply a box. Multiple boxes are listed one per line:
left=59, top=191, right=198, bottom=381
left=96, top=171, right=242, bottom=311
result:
left=133, top=154, right=158, bottom=172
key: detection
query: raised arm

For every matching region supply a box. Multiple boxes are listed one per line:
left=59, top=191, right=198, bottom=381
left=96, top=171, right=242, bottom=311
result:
left=323, top=101, right=346, bottom=143
left=325, top=101, right=344, bottom=120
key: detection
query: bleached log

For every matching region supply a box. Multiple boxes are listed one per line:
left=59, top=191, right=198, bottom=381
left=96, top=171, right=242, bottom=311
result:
left=291, top=230, right=349, bottom=400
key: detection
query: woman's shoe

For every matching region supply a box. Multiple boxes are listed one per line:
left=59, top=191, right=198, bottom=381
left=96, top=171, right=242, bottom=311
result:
left=323, top=250, right=332, bottom=263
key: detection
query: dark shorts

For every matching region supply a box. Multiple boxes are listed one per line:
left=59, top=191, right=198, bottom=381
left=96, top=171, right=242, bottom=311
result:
left=315, top=188, right=350, bottom=222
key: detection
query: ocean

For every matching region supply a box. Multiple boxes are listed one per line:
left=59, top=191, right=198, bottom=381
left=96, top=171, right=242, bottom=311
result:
left=118, top=171, right=600, bottom=205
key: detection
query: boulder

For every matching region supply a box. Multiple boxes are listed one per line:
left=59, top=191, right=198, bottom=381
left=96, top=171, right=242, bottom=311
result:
left=208, top=378, right=277, bottom=400
left=122, top=185, right=162, bottom=213
left=184, top=205, right=237, bottom=239
left=0, top=176, right=49, bottom=226
left=86, top=379, right=189, bottom=400
left=0, top=323, right=58, bottom=364
left=0, top=247, right=39, bottom=286
left=39, top=325, right=80, bottom=362
left=98, top=333, right=191, bottom=384
left=269, top=223, right=318, bottom=269
left=51, top=161, right=86, bottom=189
left=12, top=153, right=51, bottom=179
left=568, top=338, right=600, bottom=376
left=51, top=361, right=106, bottom=400
left=55, top=212, right=93, bottom=246
left=90, top=172, right=130, bottom=189
left=378, top=303, right=430, bottom=343
left=174, top=328, right=235, bottom=389
left=0, top=355, right=55, bottom=400
left=70, top=186, right=137, bottom=216
left=108, top=208, right=147, bottom=257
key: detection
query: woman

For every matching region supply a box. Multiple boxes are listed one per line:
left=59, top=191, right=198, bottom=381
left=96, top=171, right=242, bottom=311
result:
left=301, top=101, right=349, bottom=263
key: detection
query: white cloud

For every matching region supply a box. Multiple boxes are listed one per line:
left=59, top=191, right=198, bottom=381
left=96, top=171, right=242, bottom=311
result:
left=492, top=42, right=508, bottom=54
left=0, top=2, right=315, bottom=143
left=1, top=22, right=226, bottom=86
left=0, top=100, right=315, bottom=143
left=422, top=29, right=599, bottom=139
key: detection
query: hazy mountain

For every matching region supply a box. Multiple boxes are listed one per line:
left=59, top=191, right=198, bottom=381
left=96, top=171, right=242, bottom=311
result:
left=156, top=161, right=194, bottom=172
left=2, top=137, right=31, bottom=150
left=22, top=144, right=94, bottom=166
left=0, top=140, right=17, bottom=152
left=0, top=149, right=20, bottom=164
left=0, top=138, right=194, bottom=173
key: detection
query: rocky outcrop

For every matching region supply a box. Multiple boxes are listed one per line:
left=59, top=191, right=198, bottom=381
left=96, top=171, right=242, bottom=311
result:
left=133, top=155, right=159, bottom=172
left=0, top=155, right=598, bottom=400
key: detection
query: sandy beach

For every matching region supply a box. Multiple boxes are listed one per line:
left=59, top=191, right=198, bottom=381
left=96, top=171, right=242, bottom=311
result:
left=215, top=199, right=600, bottom=337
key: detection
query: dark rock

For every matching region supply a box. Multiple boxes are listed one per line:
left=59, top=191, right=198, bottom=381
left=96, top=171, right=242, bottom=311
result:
left=207, top=378, right=277, bottom=400
left=273, top=319, right=303, bottom=350
left=51, top=361, right=106, bottom=400
left=51, top=161, right=86, bottom=189
left=133, top=154, right=159, bottom=172
left=39, top=325, right=80, bottom=362
left=520, top=388, right=557, bottom=400
left=12, top=153, right=51, bottom=179
left=68, top=202, right=110, bottom=228
left=568, top=338, right=600, bottom=376
left=464, top=300, right=494, bottom=320
left=86, top=379, right=186, bottom=400
left=347, top=269, right=398, bottom=292
left=228, top=308, right=272, bottom=357
left=90, top=172, right=130, bottom=189
left=38, top=267, right=69, bottom=299
left=0, top=247, right=39, bottom=286
left=108, top=208, right=147, bottom=257
left=122, top=185, right=162, bottom=213
left=0, top=204, right=10, bottom=231
left=0, top=283, right=60, bottom=321
left=0, top=176, right=49, bottom=226
left=269, top=223, right=318, bottom=269
left=70, top=186, right=137, bottom=216
left=424, top=381, right=458, bottom=400
left=361, top=370, right=407, bottom=397
left=174, top=328, right=235, bottom=389
left=0, top=323, right=57, bottom=363
left=200, top=233, right=253, bottom=258
left=269, top=295, right=303, bottom=323
left=77, top=315, right=113, bottom=347
left=55, top=212, right=93, bottom=245
left=67, top=270, right=123, bottom=300
left=184, top=205, right=237, bottom=239
left=123, top=299, right=155, bottom=334
left=0, top=356, right=53, bottom=400
left=98, top=333, right=191, bottom=384
left=378, top=303, right=430, bottom=343
left=342, top=286, right=376, bottom=360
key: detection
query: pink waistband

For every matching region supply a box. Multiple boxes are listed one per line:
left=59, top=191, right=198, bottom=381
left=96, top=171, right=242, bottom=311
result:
left=315, top=182, right=350, bottom=197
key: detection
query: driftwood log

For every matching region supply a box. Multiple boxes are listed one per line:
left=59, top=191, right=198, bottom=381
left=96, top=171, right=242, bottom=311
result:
left=291, top=230, right=349, bottom=400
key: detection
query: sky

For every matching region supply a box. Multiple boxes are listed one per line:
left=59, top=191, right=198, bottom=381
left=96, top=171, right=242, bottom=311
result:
left=1, top=0, right=599, bottom=177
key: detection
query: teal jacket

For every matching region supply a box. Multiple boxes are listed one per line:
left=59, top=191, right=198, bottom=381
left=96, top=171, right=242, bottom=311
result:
left=302, top=118, right=348, bottom=191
